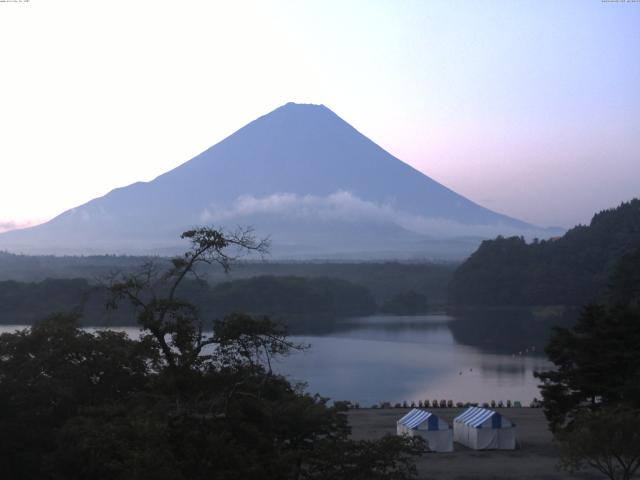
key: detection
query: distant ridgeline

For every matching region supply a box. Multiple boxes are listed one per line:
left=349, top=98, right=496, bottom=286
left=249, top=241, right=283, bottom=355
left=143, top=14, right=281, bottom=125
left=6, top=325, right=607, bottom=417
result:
left=0, top=254, right=453, bottom=304
left=448, top=199, right=640, bottom=306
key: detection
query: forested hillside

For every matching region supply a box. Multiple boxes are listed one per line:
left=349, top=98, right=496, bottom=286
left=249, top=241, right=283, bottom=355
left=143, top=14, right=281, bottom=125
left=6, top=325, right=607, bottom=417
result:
left=209, top=276, right=376, bottom=316
left=0, top=275, right=377, bottom=326
left=448, top=199, right=640, bottom=306
left=0, top=254, right=454, bottom=305
left=608, top=245, right=640, bottom=309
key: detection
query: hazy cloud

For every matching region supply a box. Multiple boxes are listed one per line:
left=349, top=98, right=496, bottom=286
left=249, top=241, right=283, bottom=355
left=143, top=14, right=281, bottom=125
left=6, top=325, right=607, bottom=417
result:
left=0, top=219, right=39, bottom=234
left=200, top=191, right=547, bottom=239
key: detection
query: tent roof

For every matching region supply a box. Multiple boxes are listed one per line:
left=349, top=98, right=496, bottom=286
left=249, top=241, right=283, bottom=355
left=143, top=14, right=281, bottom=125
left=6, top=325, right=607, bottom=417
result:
left=397, top=409, right=445, bottom=430
left=454, top=407, right=505, bottom=428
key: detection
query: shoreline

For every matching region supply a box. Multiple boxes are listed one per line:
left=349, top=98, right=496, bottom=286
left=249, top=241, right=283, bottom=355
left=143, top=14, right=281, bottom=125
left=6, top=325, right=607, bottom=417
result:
left=347, top=408, right=599, bottom=480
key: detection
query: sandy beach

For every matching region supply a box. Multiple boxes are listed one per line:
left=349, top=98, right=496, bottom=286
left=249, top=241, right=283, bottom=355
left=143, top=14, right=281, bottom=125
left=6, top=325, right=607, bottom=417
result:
left=348, top=408, right=601, bottom=480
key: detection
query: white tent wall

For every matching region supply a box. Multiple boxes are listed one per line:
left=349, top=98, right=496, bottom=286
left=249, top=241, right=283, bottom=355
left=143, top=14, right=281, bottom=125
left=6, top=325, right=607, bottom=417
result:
left=453, top=407, right=516, bottom=450
left=476, top=428, right=498, bottom=450
left=396, top=409, right=454, bottom=453
left=472, top=428, right=516, bottom=450
left=410, top=429, right=454, bottom=452
left=453, top=421, right=474, bottom=446
left=455, top=423, right=475, bottom=449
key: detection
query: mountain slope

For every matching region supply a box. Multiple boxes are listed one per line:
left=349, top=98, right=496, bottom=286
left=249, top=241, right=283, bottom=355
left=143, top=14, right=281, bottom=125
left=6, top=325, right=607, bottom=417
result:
left=0, top=102, right=552, bottom=258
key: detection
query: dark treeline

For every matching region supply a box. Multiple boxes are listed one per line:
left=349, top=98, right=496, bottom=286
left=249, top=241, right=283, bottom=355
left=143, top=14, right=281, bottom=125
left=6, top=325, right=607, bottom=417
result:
left=0, top=278, right=98, bottom=324
left=0, top=275, right=380, bottom=326
left=380, top=291, right=428, bottom=315
left=0, top=251, right=153, bottom=282
left=0, top=253, right=455, bottom=305
left=216, top=262, right=453, bottom=306
left=210, top=276, right=376, bottom=316
left=448, top=199, right=640, bottom=306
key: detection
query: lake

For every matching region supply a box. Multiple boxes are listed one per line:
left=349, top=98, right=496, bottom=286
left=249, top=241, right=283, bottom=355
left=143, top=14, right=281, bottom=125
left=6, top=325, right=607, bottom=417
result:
left=0, top=310, right=565, bottom=407
left=277, top=313, right=553, bottom=407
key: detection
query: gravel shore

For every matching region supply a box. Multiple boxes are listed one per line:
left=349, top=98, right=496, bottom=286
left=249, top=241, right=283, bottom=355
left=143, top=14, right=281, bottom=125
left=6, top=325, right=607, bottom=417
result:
left=348, top=408, right=601, bottom=480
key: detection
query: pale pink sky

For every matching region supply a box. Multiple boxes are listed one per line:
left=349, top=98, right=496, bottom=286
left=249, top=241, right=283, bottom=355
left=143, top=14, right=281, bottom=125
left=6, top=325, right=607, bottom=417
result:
left=1, top=0, right=639, bottom=232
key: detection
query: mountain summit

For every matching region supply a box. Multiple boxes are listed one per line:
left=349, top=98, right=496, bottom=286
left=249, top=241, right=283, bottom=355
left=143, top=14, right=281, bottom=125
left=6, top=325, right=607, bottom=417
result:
left=0, top=103, right=554, bottom=258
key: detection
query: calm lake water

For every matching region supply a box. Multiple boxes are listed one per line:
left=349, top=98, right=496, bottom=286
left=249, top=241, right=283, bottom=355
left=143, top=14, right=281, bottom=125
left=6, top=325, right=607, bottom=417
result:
left=0, top=310, right=565, bottom=407
left=278, top=313, right=553, bottom=407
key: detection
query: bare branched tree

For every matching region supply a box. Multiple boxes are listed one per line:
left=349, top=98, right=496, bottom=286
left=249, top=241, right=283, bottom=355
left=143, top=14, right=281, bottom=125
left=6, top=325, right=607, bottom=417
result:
left=107, top=227, right=270, bottom=370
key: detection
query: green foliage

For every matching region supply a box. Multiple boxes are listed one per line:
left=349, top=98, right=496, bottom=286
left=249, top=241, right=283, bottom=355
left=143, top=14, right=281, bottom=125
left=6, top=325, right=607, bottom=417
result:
left=449, top=199, right=640, bottom=306
left=0, top=228, right=423, bottom=479
left=537, top=248, right=640, bottom=478
left=608, top=246, right=640, bottom=309
left=0, top=315, right=414, bottom=479
left=0, top=313, right=156, bottom=479
left=535, top=305, right=640, bottom=432
left=0, top=278, right=95, bottom=323
left=557, top=407, right=640, bottom=480
left=302, top=435, right=424, bottom=480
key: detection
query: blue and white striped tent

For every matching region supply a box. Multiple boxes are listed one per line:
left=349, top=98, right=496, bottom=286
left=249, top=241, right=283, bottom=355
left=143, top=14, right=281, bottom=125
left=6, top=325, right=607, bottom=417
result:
left=453, top=407, right=516, bottom=450
left=397, top=409, right=453, bottom=452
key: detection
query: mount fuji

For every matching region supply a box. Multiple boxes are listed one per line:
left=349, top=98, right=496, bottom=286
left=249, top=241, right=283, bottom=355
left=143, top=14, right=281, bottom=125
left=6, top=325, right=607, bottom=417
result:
left=0, top=103, right=556, bottom=259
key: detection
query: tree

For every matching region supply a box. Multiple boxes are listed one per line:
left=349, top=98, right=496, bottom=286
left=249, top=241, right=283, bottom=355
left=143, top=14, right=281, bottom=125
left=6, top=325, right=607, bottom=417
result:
left=107, top=226, right=270, bottom=373
left=535, top=304, right=640, bottom=432
left=558, top=407, right=640, bottom=480
left=448, top=198, right=640, bottom=307
left=608, top=246, right=640, bottom=309
left=302, top=435, right=424, bottom=480
left=0, top=227, right=424, bottom=479
left=534, top=250, right=640, bottom=479
left=0, top=313, right=156, bottom=479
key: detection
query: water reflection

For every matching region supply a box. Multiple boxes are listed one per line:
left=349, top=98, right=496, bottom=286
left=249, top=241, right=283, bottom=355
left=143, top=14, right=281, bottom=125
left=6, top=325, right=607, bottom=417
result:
left=275, top=310, right=564, bottom=406
left=448, top=306, right=578, bottom=355
left=0, top=308, right=572, bottom=407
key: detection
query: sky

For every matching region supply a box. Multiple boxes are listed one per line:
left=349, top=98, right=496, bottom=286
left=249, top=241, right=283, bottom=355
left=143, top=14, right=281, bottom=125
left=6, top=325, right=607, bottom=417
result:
left=0, top=0, right=639, bottom=232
